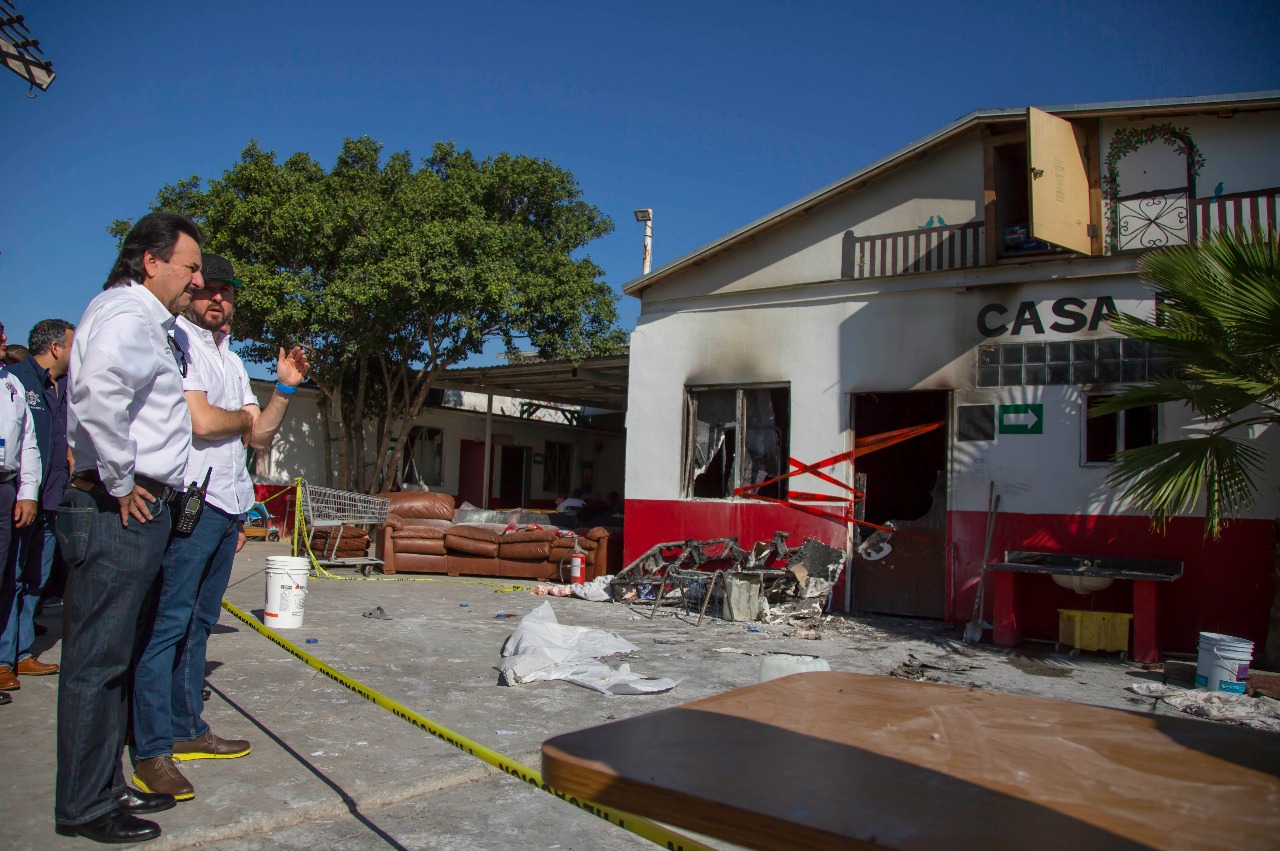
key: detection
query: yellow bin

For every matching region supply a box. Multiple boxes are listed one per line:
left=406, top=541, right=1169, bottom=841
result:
left=1058, top=609, right=1132, bottom=654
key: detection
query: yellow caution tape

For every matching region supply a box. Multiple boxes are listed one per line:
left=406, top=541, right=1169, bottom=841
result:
left=220, top=601, right=711, bottom=851
left=254, top=486, right=294, bottom=506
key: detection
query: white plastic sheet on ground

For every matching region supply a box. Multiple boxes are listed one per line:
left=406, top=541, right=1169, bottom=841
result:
left=1127, top=682, right=1280, bottom=732
left=497, top=602, right=679, bottom=695
left=531, top=575, right=614, bottom=602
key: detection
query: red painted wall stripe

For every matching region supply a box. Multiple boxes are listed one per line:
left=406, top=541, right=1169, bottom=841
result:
left=624, top=499, right=1273, bottom=655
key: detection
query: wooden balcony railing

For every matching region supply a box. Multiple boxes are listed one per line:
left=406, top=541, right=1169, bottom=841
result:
left=1114, top=186, right=1280, bottom=252
left=1192, top=187, right=1280, bottom=242
left=839, top=188, right=1279, bottom=283
left=841, top=221, right=985, bottom=281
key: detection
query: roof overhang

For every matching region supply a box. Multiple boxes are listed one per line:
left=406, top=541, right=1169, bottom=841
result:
left=623, top=90, right=1280, bottom=297
left=436, top=354, right=629, bottom=412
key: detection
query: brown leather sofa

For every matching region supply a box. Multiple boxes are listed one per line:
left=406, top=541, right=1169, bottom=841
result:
left=375, top=491, right=613, bottom=581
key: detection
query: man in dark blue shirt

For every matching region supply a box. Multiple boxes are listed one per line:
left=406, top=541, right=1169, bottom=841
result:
left=1, top=319, right=74, bottom=680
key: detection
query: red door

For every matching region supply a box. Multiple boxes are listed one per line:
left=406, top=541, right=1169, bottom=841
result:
left=458, top=440, right=492, bottom=508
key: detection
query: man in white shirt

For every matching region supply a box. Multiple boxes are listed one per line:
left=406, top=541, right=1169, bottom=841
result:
left=55, top=213, right=204, bottom=845
left=0, top=361, right=42, bottom=695
left=131, top=254, right=308, bottom=802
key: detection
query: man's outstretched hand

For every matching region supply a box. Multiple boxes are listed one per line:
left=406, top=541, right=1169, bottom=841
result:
left=277, top=346, right=310, bottom=387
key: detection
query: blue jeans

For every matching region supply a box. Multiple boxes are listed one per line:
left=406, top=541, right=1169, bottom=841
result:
left=0, top=479, right=15, bottom=663
left=132, top=506, right=237, bottom=759
left=55, top=487, right=172, bottom=827
left=0, top=509, right=56, bottom=666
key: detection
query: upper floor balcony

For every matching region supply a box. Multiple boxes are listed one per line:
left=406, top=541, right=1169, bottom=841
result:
left=842, top=185, right=1278, bottom=283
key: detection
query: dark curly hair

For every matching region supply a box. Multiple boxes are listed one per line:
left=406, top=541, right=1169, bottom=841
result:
left=104, top=212, right=204, bottom=290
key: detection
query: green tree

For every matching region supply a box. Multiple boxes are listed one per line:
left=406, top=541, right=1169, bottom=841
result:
left=1092, top=230, right=1279, bottom=536
left=113, top=137, right=625, bottom=491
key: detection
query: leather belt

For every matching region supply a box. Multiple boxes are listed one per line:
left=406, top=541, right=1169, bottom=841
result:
left=70, top=471, right=181, bottom=503
left=0, top=471, right=16, bottom=485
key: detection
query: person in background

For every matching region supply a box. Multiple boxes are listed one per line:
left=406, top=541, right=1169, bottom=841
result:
left=1, top=319, right=75, bottom=686
left=3, top=344, right=30, bottom=365
left=131, top=253, right=308, bottom=802
left=0, top=354, right=42, bottom=695
left=55, top=212, right=204, bottom=844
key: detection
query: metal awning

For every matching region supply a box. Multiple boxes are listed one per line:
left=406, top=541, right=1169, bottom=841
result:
left=436, top=354, right=629, bottom=411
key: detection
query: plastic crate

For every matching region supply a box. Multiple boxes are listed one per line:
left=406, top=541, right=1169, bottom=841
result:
left=1058, top=609, right=1132, bottom=653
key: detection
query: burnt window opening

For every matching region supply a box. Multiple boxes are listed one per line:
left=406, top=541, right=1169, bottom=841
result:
left=684, top=386, right=790, bottom=500
left=543, top=440, right=572, bottom=494
left=401, top=427, right=444, bottom=487
left=1084, top=395, right=1157, bottom=464
left=852, top=391, right=948, bottom=527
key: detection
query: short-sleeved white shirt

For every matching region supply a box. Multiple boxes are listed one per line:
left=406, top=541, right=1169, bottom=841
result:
left=173, top=315, right=257, bottom=515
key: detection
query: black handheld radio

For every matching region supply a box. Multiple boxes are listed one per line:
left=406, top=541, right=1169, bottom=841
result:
left=175, top=468, right=212, bottom=536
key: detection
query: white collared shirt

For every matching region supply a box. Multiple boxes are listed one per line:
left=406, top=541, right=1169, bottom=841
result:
left=68, top=282, right=192, bottom=496
left=174, top=316, right=257, bottom=515
left=0, top=367, right=42, bottom=501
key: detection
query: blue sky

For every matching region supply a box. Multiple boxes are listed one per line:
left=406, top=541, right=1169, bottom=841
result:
left=2, top=1, right=1277, bottom=374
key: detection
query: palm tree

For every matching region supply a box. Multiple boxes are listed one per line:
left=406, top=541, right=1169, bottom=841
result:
left=1092, top=229, right=1279, bottom=536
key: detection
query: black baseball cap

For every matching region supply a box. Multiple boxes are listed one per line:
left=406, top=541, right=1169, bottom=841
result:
left=201, top=253, right=244, bottom=287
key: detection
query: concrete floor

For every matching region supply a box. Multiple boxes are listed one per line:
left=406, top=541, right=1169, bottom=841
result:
left=0, top=541, right=1168, bottom=850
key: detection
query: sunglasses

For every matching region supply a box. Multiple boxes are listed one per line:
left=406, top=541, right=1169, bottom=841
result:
left=167, top=334, right=188, bottom=378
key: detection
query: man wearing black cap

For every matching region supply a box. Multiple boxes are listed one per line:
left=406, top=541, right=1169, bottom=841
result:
left=131, top=254, right=308, bottom=801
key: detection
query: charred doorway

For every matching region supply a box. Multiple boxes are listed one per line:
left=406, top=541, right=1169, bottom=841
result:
left=850, top=390, right=949, bottom=618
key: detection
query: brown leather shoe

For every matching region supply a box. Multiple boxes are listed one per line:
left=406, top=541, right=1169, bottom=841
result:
left=0, top=666, right=18, bottom=691
left=16, top=657, right=58, bottom=676
left=173, top=729, right=251, bottom=760
left=132, top=756, right=194, bottom=801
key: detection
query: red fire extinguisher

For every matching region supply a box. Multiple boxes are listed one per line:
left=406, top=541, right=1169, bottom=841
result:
left=569, top=539, right=586, bottom=585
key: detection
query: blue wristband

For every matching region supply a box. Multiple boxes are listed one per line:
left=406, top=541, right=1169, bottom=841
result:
left=275, top=382, right=297, bottom=396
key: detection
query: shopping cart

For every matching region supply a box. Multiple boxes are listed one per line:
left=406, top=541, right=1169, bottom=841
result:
left=294, top=481, right=391, bottom=576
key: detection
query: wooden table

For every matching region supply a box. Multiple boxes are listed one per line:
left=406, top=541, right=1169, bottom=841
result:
left=542, top=672, right=1280, bottom=850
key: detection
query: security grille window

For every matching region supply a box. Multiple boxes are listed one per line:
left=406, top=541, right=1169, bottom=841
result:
left=1084, top=394, right=1158, bottom=464
left=401, top=427, right=444, bottom=487
left=977, top=339, right=1174, bottom=388
left=683, top=386, right=790, bottom=499
left=543, top=440, right=572, bottom=494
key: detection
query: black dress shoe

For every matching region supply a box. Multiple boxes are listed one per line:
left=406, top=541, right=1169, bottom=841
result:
left=116, top=786, right=177, bottom=815
left=55, top=811, right=161, bottom=843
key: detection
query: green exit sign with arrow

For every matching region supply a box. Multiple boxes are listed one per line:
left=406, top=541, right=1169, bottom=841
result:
left=999, top=404, right=1043, bottom=434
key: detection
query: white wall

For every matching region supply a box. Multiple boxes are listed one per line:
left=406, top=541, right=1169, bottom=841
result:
left=627, top=272, right=1280, bottom=521
left=1103, top=110, right=1280, bottom=200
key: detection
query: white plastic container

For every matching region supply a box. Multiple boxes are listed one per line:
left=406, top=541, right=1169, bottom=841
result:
left=758, top=654, right=831, bottom=683
left=1195, top=632, right=1253, bottom=694
left=264, top=556, right=310, bottom=629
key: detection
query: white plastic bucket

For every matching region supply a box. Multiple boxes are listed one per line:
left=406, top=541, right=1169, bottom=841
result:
left=264, top=556, right=310, bottom=629
left=1195, top=632, right=1253, bottom=694
left=758, top=654, right=831, bottom=683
